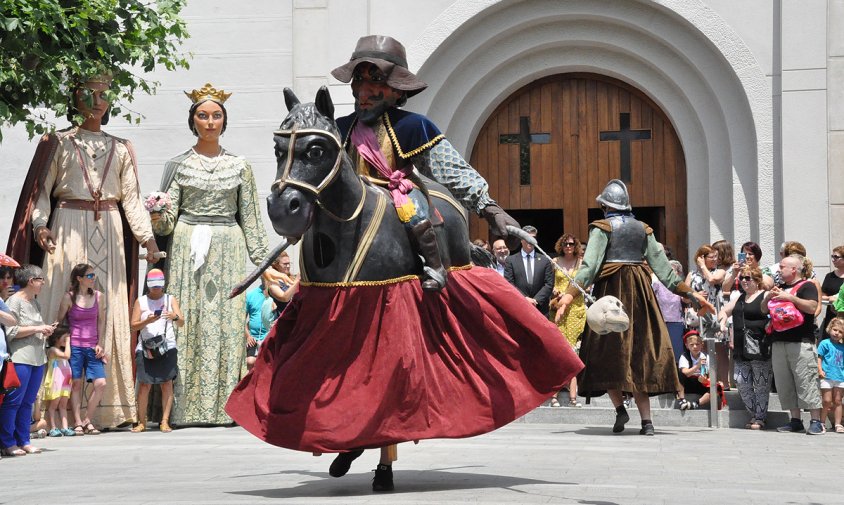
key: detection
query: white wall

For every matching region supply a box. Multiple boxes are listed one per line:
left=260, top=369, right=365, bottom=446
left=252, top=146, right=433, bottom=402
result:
left=0, top=0, right=296, bottom=267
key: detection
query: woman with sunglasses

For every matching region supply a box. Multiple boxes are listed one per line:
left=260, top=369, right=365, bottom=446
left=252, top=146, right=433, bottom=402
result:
left=56, top=263, right=106, bottom=435
left=820, top=246, right=844, bottom=340
left=549, top=234, right=585, bottom=408
left=718, top=266, right=772, bottom=429
left=0, top=265, right=55, bottom=455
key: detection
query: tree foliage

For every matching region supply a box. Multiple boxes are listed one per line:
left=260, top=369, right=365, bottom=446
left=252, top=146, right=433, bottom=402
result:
left=0, top=0, right=191, bottom=141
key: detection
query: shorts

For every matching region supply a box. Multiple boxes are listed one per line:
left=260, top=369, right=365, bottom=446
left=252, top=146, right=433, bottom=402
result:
left=819, top=378, right=844, bottom=390
left=246, top=341, right=263, bottom=358
left=70, top=346, right=106, bottom=382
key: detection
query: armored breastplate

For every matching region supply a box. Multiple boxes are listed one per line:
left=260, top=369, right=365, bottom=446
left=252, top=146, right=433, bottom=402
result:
left=604, top=215, right=647, bottom=263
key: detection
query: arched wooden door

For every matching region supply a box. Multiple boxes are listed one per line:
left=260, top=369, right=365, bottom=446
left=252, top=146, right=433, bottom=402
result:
left=469, top=73, right=688, bottom=263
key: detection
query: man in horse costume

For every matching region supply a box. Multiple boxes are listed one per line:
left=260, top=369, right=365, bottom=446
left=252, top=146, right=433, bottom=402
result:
left=332, top=34, right=519, bottom=291
left=226, top=35, right=583, bottom=493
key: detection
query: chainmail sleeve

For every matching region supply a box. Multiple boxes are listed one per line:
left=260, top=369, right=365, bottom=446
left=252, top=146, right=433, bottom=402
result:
left=413, top=139, right=496, bottom=215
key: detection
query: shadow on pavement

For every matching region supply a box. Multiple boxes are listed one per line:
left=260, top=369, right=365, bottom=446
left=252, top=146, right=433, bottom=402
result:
left=228, top=467, right=575, bottom=499
left=555, top=426, right=704, bottom=436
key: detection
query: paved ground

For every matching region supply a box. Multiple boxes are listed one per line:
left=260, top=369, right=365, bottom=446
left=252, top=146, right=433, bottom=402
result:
left=4, top=422, right=841, bottom=505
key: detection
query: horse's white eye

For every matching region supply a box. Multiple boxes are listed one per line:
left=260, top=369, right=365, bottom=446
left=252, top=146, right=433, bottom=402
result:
left=306, top=145, right=324, bottom=160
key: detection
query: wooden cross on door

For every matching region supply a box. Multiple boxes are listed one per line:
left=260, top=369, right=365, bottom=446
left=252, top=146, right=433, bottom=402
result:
left=499, top=116, right=550, bottom=185
left=599, top=112, right=652, bottom=182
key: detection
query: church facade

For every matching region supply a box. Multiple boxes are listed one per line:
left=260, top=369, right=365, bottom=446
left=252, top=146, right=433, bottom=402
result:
left=0, top=0, right=840, bottom=273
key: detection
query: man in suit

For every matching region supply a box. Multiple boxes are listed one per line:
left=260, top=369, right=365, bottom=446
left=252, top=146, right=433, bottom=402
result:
left=504, top=225, right=554, bottom=315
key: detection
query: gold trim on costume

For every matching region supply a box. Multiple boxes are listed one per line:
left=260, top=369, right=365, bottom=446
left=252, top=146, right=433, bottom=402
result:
left=302, top=264, right=472, bottom=287
left=343, top=190, right=388, bottom=282
left=185, top=83, right=232, bottom=104
left=383, top=114, right=445, bottom=159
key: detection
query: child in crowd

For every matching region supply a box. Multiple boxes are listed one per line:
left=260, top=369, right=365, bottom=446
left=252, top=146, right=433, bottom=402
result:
left=817, top=317, right=844, bottom=433
left=245, top=284, right=269, bottom=371
left=677, top=331, right=711, bottom=410
left=43, top=326, right=74, bottom=437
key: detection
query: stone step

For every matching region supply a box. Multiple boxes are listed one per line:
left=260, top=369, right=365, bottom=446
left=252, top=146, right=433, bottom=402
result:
left=518, top=390, right=811, bottom=429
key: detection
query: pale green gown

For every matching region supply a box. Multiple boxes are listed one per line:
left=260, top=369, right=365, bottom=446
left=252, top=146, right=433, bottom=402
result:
left=154, top=149, right=268, bottom=424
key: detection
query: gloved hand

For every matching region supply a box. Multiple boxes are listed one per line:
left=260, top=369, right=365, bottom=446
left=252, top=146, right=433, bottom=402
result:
left=481, top=204, right=520, bottom=249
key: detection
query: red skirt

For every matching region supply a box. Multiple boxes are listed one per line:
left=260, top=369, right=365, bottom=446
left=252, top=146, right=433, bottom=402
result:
left=226, top=266, right=583, bottom=453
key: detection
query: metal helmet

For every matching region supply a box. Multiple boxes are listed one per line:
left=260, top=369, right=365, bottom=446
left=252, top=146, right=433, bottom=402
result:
left=596, top=179, right=631, bottom=211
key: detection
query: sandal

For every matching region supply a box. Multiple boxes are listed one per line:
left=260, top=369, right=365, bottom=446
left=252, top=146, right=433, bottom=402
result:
left=835, top=424, right=844, bottom=434
left=73, top=425, right=85, bottom=436
left=549, top=397, right=561, bottom=408
left=32, top=428, right=47, bottom=439
left=568, top=398, right=582, bottom=408
left=159, top=421, right=172, bottom=433
left=750, top=420, right=766, bottom=430
left=48, top=428, right=63, bottom=438
left=21, top=445, right=42, bottom=454
left=745, top=419, right=756, bottom=429
left=82, top=422, right=101, bottom=435
left=1, top=447, right=26, bottom=457
left=131, top=422, right=146, bottom=433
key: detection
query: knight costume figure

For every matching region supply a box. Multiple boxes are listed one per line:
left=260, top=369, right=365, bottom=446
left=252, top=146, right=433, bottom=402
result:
left=332, top=35, right=519, bottom=290
left=557, top=179, right=713, bottom=436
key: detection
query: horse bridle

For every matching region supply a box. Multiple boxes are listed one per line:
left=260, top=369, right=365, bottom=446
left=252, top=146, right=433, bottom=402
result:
left=271, top=125, right=365, bottom=222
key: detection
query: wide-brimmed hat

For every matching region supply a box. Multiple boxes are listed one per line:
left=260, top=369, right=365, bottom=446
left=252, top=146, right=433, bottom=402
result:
left=331, top=35, right=427, bottom=98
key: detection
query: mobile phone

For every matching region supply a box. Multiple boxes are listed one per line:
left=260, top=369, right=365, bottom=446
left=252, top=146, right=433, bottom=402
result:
left=738, top=252, right=746, bottom=263
left=154, top=309, right=162, bottom=317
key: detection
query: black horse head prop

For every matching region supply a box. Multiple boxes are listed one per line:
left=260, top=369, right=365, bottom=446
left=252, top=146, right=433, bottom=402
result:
left=267, top=86, right=345, bottom=240
left=265, top=86, right=472, bottom=285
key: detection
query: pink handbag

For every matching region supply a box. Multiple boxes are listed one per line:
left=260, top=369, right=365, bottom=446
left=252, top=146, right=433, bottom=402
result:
left=767, top=281, right=808, bottom=332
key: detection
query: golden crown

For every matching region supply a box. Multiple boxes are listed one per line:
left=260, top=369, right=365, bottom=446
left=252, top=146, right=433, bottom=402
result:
left=184, top=83, right=232, bottom=104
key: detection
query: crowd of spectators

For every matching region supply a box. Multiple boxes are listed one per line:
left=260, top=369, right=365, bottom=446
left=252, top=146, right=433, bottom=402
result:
left=0, top=250, right=301, bottom=459
left=488, top=229, right=844, bottom=434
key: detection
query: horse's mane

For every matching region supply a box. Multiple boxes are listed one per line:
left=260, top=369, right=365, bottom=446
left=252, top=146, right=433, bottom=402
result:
left=278, top=102, right=341, bottom=140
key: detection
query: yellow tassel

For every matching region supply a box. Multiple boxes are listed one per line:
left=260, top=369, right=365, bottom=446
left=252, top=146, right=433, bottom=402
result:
left=395, top=200, right=416, bottom=223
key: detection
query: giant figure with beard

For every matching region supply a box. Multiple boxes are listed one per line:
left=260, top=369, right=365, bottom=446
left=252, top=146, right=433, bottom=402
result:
left=332, top=35, right=520, bottom=291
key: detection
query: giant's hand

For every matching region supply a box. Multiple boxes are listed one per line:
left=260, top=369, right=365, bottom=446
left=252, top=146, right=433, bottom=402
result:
left=481, top=204, right=520, bottom=249
left=35, top=226, right=56, bottom=254
left=144, top=239, right=161, bottom=264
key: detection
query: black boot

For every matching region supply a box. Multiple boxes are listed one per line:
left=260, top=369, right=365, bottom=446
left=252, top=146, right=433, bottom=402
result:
left=613, top=405, right=630, bottom=433
left=411, top=219, right=447, bottom=291
left=329, top=449, right=364, bottom=477
left=372, top=463, right=394, bottom=492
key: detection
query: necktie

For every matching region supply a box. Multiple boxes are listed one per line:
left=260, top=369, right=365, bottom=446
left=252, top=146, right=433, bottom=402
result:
left=526, top=254, right=533, bottom=287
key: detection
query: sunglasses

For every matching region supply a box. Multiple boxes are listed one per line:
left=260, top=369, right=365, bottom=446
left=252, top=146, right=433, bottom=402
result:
left=563, top=242, right=576, bottom=247
left=739, top=276, right=753, bottom=281
left=32, top=277, right=44, bottom=281
left=833, top=255, right=843, bottom=260
left=84, top=273, right=96, bottom=279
